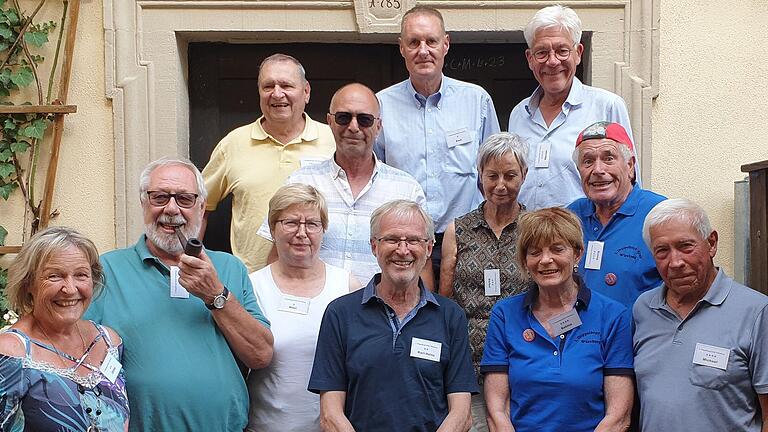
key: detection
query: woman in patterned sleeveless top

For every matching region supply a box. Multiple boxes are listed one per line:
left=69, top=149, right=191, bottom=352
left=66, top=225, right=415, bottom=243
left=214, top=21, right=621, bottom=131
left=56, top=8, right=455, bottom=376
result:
left=0, top=227, right=129, bottom=432
left=439, top=132, right=530, bottom=432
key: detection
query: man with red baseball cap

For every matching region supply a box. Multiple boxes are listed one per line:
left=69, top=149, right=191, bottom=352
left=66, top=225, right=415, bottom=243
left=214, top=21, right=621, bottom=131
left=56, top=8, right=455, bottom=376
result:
left=567, top=121, right=667, bottom=307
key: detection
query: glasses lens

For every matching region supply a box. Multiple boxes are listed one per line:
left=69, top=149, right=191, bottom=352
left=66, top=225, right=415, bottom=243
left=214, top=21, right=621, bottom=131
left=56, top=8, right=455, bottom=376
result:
left=534, top=50, right=549, bottom=61
left=175, top=193, right=197, bottom=208
left=556, top=48, right=571, bottom=60
left=334, top=112, right=353, bottom=125
left=305, top=221, right=323, bottom=233
left=148, top=192, right=170, bottom=206
left=356, top=114, right=375, bottom=128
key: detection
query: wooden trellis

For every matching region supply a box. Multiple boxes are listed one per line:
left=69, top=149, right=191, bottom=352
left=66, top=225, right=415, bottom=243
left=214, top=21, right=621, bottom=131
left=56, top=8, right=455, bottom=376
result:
left=0, top=0, right=80, bottom=255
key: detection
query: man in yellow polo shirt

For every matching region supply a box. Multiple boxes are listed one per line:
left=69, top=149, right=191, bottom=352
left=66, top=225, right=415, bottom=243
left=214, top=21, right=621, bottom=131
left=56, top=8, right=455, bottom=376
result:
left=201, top=53, right=335, bottom=272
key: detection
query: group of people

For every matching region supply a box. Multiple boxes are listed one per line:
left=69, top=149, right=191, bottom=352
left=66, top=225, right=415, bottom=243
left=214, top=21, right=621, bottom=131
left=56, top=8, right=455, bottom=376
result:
left=0, top=3, right=766, bottom=432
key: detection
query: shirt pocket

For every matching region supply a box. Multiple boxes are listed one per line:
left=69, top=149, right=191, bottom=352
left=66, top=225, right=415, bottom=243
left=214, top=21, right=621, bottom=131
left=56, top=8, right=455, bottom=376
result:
left=444, top=129, right=477, bottom=175
left=688, top=362, right=727, bottom=390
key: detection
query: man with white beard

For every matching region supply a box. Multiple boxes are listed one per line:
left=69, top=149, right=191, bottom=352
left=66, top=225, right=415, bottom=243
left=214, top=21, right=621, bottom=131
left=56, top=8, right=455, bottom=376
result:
left=85, top=157, right=273, bottom=432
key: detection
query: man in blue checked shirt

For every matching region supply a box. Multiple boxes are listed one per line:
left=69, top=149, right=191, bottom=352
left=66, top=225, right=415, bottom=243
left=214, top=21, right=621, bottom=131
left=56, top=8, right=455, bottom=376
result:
left=375, top=6, right=500, bottom=285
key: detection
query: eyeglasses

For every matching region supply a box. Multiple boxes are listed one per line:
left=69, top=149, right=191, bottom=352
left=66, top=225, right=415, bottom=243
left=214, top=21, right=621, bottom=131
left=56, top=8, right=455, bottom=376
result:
left=330, top=112, right=378, bottom=128
left=532, top=47, right=573, bottom=63
left=146, top=191, right=199, bottom=209
left=278, top=219, right=324, bottom=234
left=376, top=236, right=431, bottom=248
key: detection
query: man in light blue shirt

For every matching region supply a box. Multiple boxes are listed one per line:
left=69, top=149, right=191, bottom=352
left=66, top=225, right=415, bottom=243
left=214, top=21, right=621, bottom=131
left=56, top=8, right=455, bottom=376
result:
left=508, top=5, right=634, bottom=210
left=375, top=6, right=500, bottom=280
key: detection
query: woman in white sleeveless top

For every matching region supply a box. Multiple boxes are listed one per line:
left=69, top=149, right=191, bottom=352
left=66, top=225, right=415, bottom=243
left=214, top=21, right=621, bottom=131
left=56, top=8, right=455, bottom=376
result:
left=246, top=183, right=360, bottom=432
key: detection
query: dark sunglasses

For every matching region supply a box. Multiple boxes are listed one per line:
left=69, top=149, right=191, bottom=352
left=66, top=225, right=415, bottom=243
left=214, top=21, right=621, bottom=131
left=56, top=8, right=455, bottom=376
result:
left=330, top=112, right=378, bottom=128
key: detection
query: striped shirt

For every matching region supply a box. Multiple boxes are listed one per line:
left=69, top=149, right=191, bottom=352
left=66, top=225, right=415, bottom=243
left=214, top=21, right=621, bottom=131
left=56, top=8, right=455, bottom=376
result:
left=257, top=155, right=426, bottom=285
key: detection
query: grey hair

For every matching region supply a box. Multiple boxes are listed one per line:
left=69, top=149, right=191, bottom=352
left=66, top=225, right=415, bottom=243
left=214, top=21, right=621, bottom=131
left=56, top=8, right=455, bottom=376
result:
left=370, top=199, right=435, bottom=242
left=6, top=226, right=104, bottom=315
left=138, top=156, right=207, bottom=202
left=477, top=132, right=529, bottom=174
left=259, top=53, right=307, bottom=83
left=524, top=4, right=582, bottom=48
left=642, top=198, right=712, bottom=248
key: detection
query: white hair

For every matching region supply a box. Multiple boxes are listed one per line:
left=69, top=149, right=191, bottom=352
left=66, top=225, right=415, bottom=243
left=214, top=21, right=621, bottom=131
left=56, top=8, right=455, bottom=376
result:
left=370, top=199, right=435, bottom=242
left=642, top=198, right=712, bottom=248
left=477, top=132, right=529, bottom=174
left=138, top=156, right=207, bottom=202
left=524, top=5, right=582, bottom=48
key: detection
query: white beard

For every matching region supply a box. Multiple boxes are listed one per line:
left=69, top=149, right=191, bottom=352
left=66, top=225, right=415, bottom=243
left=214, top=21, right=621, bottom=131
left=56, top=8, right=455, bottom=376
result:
left=145, top=214, right=202, bottom=256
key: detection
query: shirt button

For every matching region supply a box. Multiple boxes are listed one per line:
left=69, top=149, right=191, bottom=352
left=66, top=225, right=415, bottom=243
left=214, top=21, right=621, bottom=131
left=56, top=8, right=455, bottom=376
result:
left=559, top=334, right=565, bottom=339
left=553, top=351, right=559, bottom=356
left=427, top=108, right=432, bottom=112
left=593, top=227, right=598, bottom=231
left=428, top=129, right=433, bottom=134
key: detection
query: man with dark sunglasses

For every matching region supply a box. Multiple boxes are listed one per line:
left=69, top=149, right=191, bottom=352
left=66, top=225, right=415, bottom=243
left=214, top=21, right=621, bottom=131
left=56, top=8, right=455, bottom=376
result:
left=375, top=6, right=501, bottom=287
left=257, top=83, right=429, bottom=287
left=201, top=53, right=335, bottom=273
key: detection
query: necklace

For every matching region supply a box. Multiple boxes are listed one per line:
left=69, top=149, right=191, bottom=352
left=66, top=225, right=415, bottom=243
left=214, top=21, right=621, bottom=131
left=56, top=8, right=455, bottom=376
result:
left=38, top=322, right=87, bottom=369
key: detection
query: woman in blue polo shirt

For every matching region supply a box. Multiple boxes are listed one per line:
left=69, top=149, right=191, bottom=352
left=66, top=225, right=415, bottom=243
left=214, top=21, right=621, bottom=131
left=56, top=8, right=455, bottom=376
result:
left=480, top=207, right=634, bottom=432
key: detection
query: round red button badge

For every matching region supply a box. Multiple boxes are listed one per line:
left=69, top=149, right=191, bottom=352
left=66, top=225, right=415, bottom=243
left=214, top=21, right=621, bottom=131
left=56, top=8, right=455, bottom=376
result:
left=605, top=272, right=617, bottom=286
left=523, top=329, right=535, bottom=342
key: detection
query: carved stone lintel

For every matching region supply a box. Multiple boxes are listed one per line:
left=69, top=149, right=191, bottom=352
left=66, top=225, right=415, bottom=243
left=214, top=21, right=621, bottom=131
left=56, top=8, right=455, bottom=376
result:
left=354, top=0, right=416, bottom=33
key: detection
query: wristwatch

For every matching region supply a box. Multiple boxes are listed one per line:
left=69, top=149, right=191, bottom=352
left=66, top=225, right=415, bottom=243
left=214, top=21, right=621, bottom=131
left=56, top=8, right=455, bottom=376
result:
left=206, top=286, right=230, bottom=310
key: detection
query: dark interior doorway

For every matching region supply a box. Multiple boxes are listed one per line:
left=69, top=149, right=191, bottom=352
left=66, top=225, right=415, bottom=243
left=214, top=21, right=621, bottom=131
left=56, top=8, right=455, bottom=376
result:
left=188, top=41, right=584, bottom=253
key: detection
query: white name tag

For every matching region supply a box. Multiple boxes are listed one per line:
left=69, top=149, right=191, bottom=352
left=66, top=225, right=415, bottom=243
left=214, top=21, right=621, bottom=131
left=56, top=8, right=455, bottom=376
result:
left=300, top=157, right=326, bottom=168
left=410, top=337, right=442, bottom=362
left=535, top=141, right=551, bottom=168
left=445, top=128, right=471, bottom=148
left=547, top=308, right=582, bottom=335
left=169, top=266, right=189, bottom=299
left=278, top=295, right=311, bottom=315
left=584, top=241, right=604, bottom=270
left=100, top=352, right=122, bottom=384
left=692, top=343, right=730, bottom=370
left=484, top=269, right=501, bottom=296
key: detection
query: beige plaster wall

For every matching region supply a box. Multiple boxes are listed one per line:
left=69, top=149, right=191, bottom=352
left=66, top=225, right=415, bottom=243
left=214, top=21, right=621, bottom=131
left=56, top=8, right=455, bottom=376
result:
left=5, top=0, right=767, bottom=280
left=1, top=0, right=114, bottom=255
left=652, top=0, right=768, bottom=275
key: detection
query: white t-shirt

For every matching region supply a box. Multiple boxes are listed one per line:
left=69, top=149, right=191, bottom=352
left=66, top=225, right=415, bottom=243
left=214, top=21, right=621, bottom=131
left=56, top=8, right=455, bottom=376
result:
left=246, top=262, right=351, bottom=432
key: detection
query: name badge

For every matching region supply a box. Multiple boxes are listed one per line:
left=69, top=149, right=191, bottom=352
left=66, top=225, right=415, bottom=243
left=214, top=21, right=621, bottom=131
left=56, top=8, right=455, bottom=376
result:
left=170, top=266, right=189, bottom=299
left=445, top=128, right=472, bottom=148
left=300, top=157, right=326, bottom=168
left=547, top=308, right=582, bottom=335
left=410, top=337, right=442, bottom=362
left=278, top=295, right=311, bottom=315
left=692, top=343, right=730, bottom=370
left=100, top=352, right=122, bottom=384
left=484, top=269, right=501, bottom=296
left=535, top=141, right=551, bottom=168
left=584, top=241, right=604, bottom=270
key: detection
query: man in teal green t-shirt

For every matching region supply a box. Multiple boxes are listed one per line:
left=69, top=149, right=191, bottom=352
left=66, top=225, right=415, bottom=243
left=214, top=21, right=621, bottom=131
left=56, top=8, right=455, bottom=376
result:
left=85, top=157, right=274, bottom=432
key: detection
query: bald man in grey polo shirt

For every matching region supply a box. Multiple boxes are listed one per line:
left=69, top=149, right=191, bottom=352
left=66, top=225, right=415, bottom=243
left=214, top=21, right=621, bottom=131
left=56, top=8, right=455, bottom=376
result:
left=633, top=198, right=768, bottom=431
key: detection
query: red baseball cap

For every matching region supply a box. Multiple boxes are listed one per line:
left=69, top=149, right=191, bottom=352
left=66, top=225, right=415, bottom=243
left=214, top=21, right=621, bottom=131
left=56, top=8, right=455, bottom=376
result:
left=575, top=121, right=634, bottom=152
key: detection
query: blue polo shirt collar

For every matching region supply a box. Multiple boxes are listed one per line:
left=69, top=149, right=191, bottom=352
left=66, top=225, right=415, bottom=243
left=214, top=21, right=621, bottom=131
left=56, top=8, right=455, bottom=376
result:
left=575, top=183, right=644, bottom=221
left=525, top=77, right=585, bottom=116
left=361, top=273, right=440, bottom=307
left=408, top=74, right=446, bottom=109
left=522, top=273, right=592, bottom=311
left=650, top=268, right=729, bottom=311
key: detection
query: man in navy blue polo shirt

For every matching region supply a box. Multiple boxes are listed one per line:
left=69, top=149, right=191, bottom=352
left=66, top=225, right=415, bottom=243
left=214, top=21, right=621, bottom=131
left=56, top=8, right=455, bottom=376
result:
left=567, top=121, right=666, bottom=307
left=308, top=199, right=477, bottom=431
